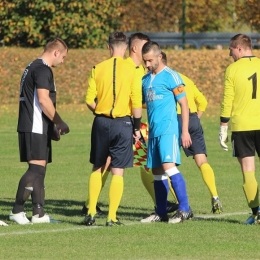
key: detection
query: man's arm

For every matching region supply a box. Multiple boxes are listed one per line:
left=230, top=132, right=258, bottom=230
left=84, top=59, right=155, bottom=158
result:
left=37, top=88, right=69, bottom=134
left=86, top=68, right=97, bottom=113
left=87, top=102, right=96, bottom=112
left=219, top=69, right=233, bottom=151
left=177, top=95, right=192, bottom=148
left=131, top=68, right=143, bottom=141
left=197, top=111, right=203, bottom=118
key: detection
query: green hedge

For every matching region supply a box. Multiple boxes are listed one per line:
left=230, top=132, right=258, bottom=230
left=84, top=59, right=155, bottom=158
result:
left=0, top=0, right=122, bottom=48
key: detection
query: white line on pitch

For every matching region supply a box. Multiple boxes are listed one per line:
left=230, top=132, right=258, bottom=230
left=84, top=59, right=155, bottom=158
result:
left=0, top=226, right=99, bottom=237
left=194, top=211, right=250, bottom=219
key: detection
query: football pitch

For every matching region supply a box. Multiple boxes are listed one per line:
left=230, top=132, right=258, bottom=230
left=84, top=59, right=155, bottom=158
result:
left=1, top=104, right=260, bottom=260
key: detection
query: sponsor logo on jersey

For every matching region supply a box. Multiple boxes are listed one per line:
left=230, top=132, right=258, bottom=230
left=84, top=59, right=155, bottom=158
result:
left=146, top=89, right=163, bottom=102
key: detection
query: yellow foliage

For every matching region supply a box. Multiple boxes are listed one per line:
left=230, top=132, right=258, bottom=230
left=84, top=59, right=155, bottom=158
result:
left=0, top=48, right=256, bottom=106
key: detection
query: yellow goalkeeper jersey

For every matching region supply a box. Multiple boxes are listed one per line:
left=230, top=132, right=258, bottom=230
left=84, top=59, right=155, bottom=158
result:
left=86, top=56, right=142, bottom=118
left=220, top=56, right=260, bottom=131
left=177, top=73, right=208, bottom=114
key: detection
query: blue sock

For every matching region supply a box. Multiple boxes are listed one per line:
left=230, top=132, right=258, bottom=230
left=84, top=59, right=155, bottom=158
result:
left=169, top=173, right=189, bottom=211
left=154, top=175, right=169, bottom=216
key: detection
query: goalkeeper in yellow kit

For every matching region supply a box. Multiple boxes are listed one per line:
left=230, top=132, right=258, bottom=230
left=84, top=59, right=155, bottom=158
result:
left=219, top=33, right=260, bottom=224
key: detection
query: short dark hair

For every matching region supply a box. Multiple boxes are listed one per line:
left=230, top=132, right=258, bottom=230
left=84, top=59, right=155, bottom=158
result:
left=44, top=38, right=68, bottom=52
left=108, top=31, right=128, bottom=48
left=128, top=32, right=150, bottom=48
left=161, top=51, right=167, bottom=65
left=142, top=41, right=161, bottom=55
left=230, top=34, right=252, bottom=49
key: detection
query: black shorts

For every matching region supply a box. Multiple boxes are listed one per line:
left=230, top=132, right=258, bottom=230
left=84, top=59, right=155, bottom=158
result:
left=231, top=130, right=260, bottom=158
left=178, top=113, right=207, bottom=157
left=18, top=132, right=52, bottom=163
left=90, top=115, right=133, bottom=168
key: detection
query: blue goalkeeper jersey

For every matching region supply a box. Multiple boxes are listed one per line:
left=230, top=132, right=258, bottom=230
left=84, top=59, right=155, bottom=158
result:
left=142, top=66, right=186, bottom=138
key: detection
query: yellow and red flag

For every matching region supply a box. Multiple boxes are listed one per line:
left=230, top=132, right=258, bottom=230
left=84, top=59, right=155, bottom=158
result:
left=133, top=122, right=149, bottom=172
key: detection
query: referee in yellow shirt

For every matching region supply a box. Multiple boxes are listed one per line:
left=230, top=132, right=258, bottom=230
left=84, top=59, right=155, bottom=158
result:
left=83, top=31, right=142, bottom=226
left=219, top=34, right=260, bottom=224
left=81, top=33, right=154, bottom=218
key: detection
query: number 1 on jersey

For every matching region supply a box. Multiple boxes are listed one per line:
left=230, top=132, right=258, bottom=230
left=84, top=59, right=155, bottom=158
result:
left=248, top=72, right=257, bottom=99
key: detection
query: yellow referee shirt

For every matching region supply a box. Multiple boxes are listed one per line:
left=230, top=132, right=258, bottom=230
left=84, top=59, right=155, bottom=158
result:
left=177, top=73, right=208, bottom=114
left=221, top=56, right=260, bottom=131
left=86, top=56, right=142, bottom=118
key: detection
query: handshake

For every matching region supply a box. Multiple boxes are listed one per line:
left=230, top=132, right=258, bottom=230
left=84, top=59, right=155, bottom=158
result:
left=219, top=125, right=228, bottom=151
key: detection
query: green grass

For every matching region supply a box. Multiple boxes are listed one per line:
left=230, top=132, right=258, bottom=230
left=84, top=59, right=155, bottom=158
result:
left=1, top=104, right=260, bottom=260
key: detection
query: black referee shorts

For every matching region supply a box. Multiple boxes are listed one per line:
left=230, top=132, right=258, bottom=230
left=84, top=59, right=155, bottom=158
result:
left=178, top=113, right=207, bottom=157
left=90, top=115, right=133, bottom=168
left=18, top=132, right=52, bottom=163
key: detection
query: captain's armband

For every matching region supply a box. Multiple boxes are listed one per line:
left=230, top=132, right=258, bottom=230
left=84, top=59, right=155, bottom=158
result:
left=173, top=85, right=186, bottom=96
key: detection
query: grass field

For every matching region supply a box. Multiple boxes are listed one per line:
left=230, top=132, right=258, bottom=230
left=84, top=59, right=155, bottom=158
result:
left=1, top=104, right=260, bottom=260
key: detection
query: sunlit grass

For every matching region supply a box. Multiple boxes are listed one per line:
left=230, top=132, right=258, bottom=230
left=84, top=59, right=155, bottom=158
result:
left=0, top=105, right=260, bottom=260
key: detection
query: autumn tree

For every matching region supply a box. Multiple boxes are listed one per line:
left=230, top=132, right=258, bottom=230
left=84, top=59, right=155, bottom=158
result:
left=0, top=0, right=123, bottom=48
left=236, top=0, right=260, bottom=31
left=0, top=0, right=258, bottom=48
left=119, top=1, right=181, bottom=32
left=186, top=0, right=236, bottom=32
left=119, top=0, right=245, bottom=33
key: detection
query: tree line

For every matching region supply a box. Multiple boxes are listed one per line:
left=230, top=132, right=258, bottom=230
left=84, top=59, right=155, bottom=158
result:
left=0, top=0, right=259, bottom=48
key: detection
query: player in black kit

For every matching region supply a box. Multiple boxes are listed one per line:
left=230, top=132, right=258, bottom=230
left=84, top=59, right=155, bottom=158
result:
left=9, top=38, right=70, bottom=224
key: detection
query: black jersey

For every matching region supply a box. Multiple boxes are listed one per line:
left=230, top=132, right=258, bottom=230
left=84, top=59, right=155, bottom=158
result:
left=17, top=58, right=56, bottom=135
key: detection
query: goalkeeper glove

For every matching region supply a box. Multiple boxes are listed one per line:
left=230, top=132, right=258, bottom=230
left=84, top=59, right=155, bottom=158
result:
left=219, top=126, right=228, bottom=151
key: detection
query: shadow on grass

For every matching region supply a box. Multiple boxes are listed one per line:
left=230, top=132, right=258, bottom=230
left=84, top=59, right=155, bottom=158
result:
left=0, top=198, right=150, bottom=223
left=1, top=198, right=250, bottom=225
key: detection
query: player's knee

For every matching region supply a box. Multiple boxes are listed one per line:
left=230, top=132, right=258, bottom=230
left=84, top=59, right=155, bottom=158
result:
left=195, top=155, right=207, bottom=167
